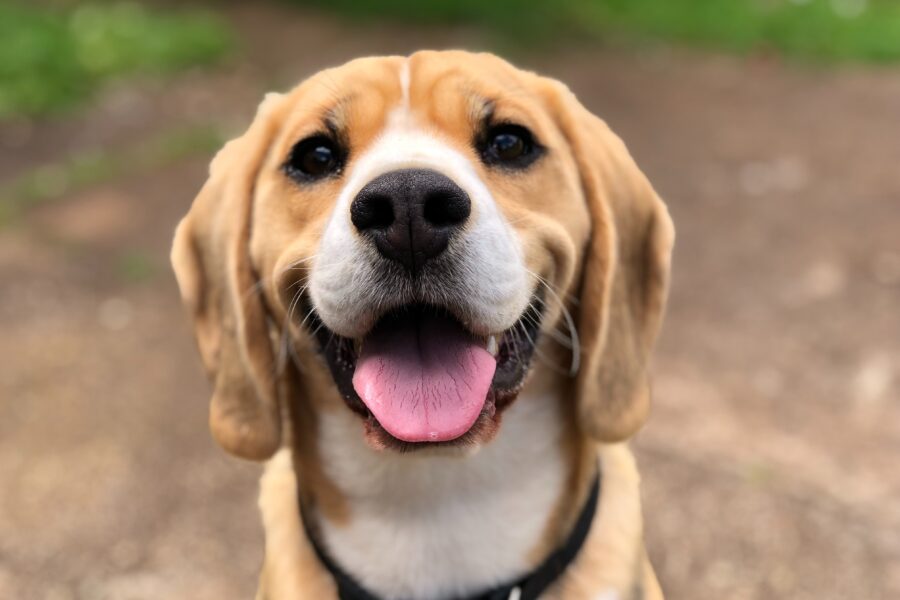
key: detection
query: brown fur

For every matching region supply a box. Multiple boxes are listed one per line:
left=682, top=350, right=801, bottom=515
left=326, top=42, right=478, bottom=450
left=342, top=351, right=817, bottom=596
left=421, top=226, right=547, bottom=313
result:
left=172, top=50, right=673, bottom=599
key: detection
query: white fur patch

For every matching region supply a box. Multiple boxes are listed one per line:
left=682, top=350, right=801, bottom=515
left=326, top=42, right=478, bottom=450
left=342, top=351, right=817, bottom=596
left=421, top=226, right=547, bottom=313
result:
left=313, top=384, right=569, bottom=599
left=309, top=102, right=530, bottom=339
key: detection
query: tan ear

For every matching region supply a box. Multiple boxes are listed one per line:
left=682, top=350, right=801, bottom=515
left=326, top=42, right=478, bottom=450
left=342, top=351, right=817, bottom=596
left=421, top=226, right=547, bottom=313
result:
left=547, top=83, right=674, bottom=442
left=171, top=93, right=286, bottom=460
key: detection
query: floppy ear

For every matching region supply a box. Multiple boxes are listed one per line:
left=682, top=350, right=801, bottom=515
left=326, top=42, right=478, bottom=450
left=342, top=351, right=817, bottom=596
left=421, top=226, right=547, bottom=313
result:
left=171, top=93, right=286, bottom=460
left=548, top=83, right=675, bottom=442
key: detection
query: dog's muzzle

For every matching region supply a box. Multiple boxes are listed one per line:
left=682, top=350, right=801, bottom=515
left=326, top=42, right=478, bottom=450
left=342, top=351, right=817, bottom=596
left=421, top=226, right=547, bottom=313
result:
left=302, top=167, right=539, bottom=449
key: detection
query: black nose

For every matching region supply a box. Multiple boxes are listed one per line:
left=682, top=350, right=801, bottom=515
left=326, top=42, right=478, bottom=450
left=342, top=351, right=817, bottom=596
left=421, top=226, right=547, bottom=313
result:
left=350, top=168, right=470, bottom=272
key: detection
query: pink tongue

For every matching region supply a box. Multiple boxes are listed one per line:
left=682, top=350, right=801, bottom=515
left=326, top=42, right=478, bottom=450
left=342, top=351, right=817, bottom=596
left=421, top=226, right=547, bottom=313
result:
left=352, top=313, right=497, bottom=442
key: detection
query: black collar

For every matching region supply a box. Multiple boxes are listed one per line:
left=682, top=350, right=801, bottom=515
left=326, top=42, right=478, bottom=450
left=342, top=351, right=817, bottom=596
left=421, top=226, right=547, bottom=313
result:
left=300, top=471, right=601, bottom=600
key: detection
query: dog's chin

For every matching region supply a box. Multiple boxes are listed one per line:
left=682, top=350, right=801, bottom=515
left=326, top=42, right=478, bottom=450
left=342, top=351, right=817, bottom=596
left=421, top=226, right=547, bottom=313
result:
left=301, top=296, right=543, bottom=452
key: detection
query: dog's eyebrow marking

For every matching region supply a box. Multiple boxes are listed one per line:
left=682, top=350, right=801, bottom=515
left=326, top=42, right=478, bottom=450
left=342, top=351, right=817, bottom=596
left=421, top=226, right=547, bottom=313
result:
left=477, top=98, right=496, bottom=127
left=323, top=116, right=341, bottom=138
left=323, top=95, right=354, bottom=130
left=481, top=98, right=496, bottom=119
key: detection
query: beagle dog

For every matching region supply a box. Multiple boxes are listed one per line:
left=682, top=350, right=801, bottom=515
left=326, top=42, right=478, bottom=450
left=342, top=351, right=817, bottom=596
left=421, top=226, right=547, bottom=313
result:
left=171, top=51, right=673, bottom=600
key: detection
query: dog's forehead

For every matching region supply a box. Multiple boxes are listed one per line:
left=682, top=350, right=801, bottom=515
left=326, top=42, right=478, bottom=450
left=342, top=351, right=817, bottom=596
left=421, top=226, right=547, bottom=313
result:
left=280, top=52, right=539, bottom=138
left=405, top=51, right=533, bottom=101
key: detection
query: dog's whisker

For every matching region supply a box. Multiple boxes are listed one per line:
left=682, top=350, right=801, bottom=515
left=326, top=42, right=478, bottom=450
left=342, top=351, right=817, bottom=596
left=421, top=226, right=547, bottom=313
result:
left=278, top=278, right=313, bottom=369
left=244, top=254, right=318, bottom=301
left=263, top=255, right=319, bottom=373
left=521, top=308, right=575, bottom=349
left=508, top=320, right=524, bottom=364
left=526, top=268, right=579, bottom=306
left=285, top=287, right=306, bottom=325
left=298, top=303, right=320, bottom=332
left=524, top=269, right=581, bottom=376
left=305, top=315, right=330, bottom=341
left=278, top=282, right=310, bottom=362
left=515, top=319, right=569, bottom=376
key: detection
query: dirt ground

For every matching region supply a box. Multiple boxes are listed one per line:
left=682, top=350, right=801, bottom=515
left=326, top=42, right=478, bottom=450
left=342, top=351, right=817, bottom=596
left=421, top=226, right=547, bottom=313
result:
left=1, top=5, right=898, bottom=599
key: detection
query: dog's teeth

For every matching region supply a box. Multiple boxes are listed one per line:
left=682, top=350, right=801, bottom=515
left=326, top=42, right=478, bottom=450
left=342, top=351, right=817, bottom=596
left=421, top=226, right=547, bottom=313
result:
left=486, top=335, right=499, bottom=357
left=354, top=339, right=363, bottom=354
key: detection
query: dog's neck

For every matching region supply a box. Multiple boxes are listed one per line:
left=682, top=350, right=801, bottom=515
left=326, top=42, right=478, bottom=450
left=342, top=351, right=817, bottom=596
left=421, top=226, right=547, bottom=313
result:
left=297, top=367, right=590, bottom=600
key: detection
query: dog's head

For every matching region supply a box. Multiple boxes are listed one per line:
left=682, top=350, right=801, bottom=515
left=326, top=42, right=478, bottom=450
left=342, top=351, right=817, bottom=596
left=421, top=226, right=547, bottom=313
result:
left=171, top=51, right=673, bottom=460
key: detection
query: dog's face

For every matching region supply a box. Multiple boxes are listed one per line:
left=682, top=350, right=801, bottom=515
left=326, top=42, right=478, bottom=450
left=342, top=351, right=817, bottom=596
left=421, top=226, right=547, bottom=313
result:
left=172, top=51, right=673, bottom=459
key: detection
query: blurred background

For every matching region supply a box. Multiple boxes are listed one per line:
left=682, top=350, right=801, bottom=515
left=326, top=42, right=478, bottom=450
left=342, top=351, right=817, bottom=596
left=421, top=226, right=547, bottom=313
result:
left=1, top=1, right=898, bottom=598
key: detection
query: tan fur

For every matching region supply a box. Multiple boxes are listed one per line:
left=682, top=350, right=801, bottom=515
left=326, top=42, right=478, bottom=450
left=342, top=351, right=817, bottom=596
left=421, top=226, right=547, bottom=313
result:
left=537, top=79, right=674, bottom=443
left=172, top=50, right=673, bottom=599
left=256, top=449, right=336, bottom=600
left=171, top=92, right=290, bottom=460
left=257, top=445, right=654, bottom=600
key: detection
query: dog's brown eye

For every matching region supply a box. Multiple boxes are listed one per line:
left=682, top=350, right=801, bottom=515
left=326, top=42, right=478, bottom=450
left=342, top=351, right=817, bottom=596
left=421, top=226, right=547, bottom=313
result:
left=285, top=135, right=343, bottom=182
left=301, top=144, right=334, bottom=175
left=491, top=132, right=524, bottom=160
left=481, top=124, right=540, bottom=169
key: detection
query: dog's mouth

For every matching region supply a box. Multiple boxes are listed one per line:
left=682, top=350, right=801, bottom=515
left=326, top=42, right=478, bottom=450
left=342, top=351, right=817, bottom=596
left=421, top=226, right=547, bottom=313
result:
left=304, top=296, right=543, bottom=449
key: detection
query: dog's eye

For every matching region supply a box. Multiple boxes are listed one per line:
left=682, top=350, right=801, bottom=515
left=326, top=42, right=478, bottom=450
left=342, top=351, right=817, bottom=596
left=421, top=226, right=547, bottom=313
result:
left=285, top=135, right=342, bottom=181
left=491, top=130, right=525, bottom=160
left=481, top=124, right=540, bottom=168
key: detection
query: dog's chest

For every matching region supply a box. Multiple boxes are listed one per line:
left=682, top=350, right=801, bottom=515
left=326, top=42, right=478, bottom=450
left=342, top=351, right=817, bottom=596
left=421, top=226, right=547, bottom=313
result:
left=312, top=387, right=569, bottom=599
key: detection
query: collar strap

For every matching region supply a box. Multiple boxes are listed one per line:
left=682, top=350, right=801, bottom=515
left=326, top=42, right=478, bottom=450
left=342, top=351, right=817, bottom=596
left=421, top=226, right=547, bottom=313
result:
left=301, top=470, right=601, bottom=600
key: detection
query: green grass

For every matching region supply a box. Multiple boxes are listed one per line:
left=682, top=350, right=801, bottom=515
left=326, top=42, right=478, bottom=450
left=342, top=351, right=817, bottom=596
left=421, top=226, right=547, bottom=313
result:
left=0, top=2, right=233, bottom=119
left=0, top=124, right=226, bottom=225
left=295, top=0, right=900, bottom=63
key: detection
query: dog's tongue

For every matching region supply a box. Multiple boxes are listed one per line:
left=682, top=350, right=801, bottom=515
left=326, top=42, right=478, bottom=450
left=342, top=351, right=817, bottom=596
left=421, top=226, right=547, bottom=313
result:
left=352, top=312, right=496, bottom=443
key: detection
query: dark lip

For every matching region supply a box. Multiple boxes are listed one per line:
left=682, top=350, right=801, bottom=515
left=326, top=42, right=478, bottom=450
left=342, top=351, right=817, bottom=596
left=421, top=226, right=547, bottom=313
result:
left=300, top=292, right=544, bottom=450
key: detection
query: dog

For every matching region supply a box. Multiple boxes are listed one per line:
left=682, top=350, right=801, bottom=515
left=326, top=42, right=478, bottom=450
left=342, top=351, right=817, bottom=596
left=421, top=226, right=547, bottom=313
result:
left=171, top=50, right=673, bottom=600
